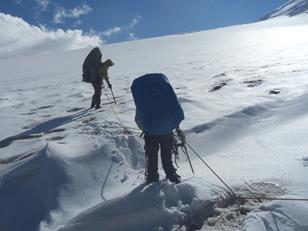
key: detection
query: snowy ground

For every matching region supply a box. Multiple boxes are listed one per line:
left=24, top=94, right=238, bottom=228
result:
left=1, top=15, right=308, bottom=231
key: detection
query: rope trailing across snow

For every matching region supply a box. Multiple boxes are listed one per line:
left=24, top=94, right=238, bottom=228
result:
left=186, top=142, right=238, bottom=197
left=100, top=161, right=114, bottom=200
left=186, top=142, right=308, bottom=203
left=103, top=92, right=308, bottom=203
left=238, top=196, right=308, bottom=202
left=103, top=88, right=139, bottom=135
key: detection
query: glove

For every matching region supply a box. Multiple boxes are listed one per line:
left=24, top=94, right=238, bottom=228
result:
left=108, top=83, right=112, bottom=89
left=176, top=128, right=186, bottom=145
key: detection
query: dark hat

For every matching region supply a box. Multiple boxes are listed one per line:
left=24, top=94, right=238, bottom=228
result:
left=105, top=59, right=114, bottom=66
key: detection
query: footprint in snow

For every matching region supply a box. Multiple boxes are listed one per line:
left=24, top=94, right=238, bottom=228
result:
left=66, top=107, right=85, bottom=112
left=21, top=112, right=37, bottom=115
left=242, top=79, right=263, bottom=88
left=269, top=89, right=280, bottom=95
left=1, top=111, right=87, bottom=148
left=0, top=134, right=42, bottom=149
left=47, top=136, right=65, bottom=141
left=303, top=157, right=308, bottom=167
left=45, top=128, right=66, bottom=134
left=30, top=105, right=53, bottom=112
left=82, top=117, right=96, bottom=124
left=0, top=150, right=36, bottom=164
left=209, top=79, right=231, bottom=92
left=41, top=114, right=52, bottom=118
left=209, top=82, right=227, bottom=92
left=101, top=102, right=115, bottom=106
left=212, top=73, right=227, bottom=79
left=120, top=175, right=129, bottom=183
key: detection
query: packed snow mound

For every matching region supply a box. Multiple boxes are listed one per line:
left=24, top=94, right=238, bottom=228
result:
left=244, top=201, right=308, bottom=231
left=0, top=145, right=67, bottom=231
left=261, top=0, right=308, bottom=20
left=58, top=180, right=296, bottom=231
left=58, top=180, right=222, bottom=231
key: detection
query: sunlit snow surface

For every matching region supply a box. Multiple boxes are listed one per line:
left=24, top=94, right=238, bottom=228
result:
left=1, top=16, right=308, bottom=231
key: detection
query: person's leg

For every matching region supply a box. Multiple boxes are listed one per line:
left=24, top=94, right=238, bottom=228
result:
left=95, top=85, right=101, bottom=108
left=160, top=134, right=180, bottom=183
left=144, top=134, right=159, bottom=183
left=93, top=84, right=101, bottom=109
left=91, top=83, right=96, bottom=108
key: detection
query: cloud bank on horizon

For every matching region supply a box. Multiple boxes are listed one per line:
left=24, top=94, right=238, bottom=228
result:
left=0, top=12, right=102, bottom=58
left=0, top=11, right=141, bottom=59
left=0, top=0, right=288, bottom=59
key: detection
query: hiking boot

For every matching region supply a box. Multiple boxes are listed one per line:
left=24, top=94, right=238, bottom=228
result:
left=95, top=106, right=101, bottom=109
left=146, top=173, right=159, bottom=184
left=167, top=173, right=181, bottom=184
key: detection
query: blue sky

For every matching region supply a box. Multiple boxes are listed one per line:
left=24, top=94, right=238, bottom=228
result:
left=1, top=0, right=287, bottom=44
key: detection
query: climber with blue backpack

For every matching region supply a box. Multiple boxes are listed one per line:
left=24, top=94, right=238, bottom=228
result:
left=131, top=73, right=186, bottom=184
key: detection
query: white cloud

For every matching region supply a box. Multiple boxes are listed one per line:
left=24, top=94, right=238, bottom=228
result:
left=128, top=16, right=141, bottom=30
left=73, top=19, right=83, bottom=27
left=103, top=27, right=122, bottom=37
left=53, top=4, right=92, bottom=24
left=70, top=4, right=92, bottom=18
left=101, top=16, right=141, bottom=42
left=53, top=8, right=66, bottom=24
left=36, top=0, right=50, bottom=11
left=0, top=13, right=102, bottom=58
left=128, top=33, right=138, bottom=41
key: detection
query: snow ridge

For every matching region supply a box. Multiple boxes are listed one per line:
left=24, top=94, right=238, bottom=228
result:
left=0, top=146, right=67, bottom=231
left=261, top=0, right=308, bottom=20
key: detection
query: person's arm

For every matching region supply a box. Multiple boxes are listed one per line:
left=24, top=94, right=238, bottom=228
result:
left=106, top=77, right=112, bottom=89
left=135, top=110, right=143, bottom=131
left=176, top=126, right=186, bottom=145
left=99, top=64, right=112, bottom=88
left=103, top=69, right=112, bottom=89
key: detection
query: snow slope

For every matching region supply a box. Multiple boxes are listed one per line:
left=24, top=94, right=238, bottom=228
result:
left=1, top=14, right=308, bottom=231
left=261, top=0, right=308, bottom=20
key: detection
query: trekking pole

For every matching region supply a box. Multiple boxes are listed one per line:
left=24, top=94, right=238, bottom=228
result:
left=181, top=145, right=195, bottom=174
left=110, top=88, right=117, bottom=104
left=174, top=130, right=195, bottom=174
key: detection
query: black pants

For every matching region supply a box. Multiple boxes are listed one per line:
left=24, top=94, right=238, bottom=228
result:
left=91, top=83, right=102, bottom=108
left=144, top=133, right=177, bottom=182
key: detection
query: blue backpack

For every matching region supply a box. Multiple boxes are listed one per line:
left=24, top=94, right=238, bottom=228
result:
left=131, top=73, right=184, bottom=135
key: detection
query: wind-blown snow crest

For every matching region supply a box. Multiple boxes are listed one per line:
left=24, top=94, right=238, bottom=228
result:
left=0, top=145, right=67, bottom=231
